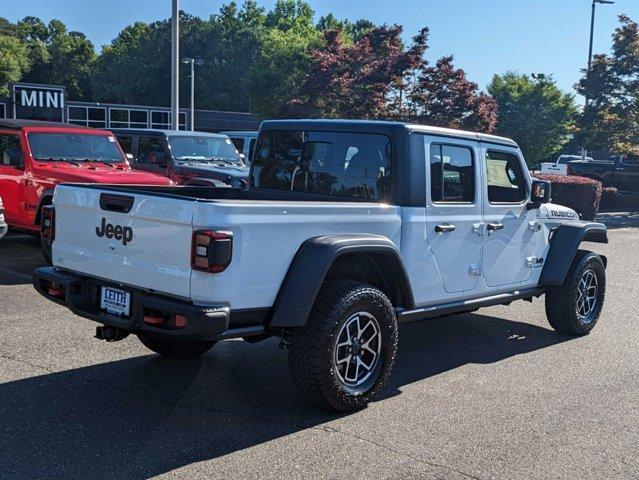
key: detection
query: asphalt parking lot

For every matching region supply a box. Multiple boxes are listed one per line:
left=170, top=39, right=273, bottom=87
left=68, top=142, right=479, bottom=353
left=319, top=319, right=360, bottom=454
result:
left=0, top=213, right=637, bottom=480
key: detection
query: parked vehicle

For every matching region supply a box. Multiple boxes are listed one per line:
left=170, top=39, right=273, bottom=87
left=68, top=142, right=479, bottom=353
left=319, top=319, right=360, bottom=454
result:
left=221, top=130, right=258, bottom=164
left=34, top=120, right=608, bottom=412
left=567, top=155, right=639, bottom=192
left=0, top=120, right=173, bottom=261
left=0, top=196, right=7, bottom=239
left=112, top=129, right=249, bottom=188
left=540, top=154, right=595, bottom=175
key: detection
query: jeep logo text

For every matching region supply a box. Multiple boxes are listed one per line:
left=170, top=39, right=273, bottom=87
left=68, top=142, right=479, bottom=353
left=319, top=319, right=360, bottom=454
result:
left=95, top=217, right=133, bottom=245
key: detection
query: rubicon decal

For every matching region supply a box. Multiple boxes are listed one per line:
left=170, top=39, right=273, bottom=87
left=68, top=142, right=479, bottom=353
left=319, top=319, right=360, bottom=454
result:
left=95, top=217, right=133, bottom=245
left=550, top=210, right=578, bottom=219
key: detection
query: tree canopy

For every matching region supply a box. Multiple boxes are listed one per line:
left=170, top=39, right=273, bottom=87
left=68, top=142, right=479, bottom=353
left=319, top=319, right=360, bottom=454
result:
left=488, top=72, right=576, bottom=165
left=576, top=15, right=639, bottom=155
left=5, top=0, right=631, bottom=163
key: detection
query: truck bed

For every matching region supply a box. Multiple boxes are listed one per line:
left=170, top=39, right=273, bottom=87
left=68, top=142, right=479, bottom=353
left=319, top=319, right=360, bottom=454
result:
left=51, top=183, right=401, bottom=309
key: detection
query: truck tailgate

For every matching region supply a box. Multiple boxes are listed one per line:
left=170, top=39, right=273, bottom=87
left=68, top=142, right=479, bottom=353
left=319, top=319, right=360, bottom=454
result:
left=52, top=185, right=195, bottom=299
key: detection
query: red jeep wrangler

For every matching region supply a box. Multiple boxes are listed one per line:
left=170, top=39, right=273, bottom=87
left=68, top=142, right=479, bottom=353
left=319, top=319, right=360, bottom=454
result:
left=0, top=120, right=173, bottom=261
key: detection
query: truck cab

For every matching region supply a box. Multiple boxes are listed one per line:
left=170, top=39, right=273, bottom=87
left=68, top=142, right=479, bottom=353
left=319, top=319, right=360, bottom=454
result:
left=567, top=155, right=639, bottom=192
left=112, top=129, right=249, bottom=188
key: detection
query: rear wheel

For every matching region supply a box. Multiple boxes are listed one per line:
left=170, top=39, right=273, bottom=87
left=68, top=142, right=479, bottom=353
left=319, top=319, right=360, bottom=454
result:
left=545, top=250, right=606, bottom=335
left=137, top=333, right=216, bottom=359
left=288, top=280, right=398, bottom=412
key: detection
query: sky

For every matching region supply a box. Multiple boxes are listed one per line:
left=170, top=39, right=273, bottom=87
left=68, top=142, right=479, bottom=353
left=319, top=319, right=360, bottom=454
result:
left=2, top=0, right=638, bottom=97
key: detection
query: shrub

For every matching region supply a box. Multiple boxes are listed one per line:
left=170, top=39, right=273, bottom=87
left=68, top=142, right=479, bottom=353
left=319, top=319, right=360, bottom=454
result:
left=534, top=174, right=602, bottom=220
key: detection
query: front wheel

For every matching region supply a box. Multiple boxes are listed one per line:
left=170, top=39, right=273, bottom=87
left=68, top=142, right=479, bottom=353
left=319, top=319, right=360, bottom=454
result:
left=545, top=250, right=606, bottom=335
left=137, top=333, right=216, bottom=359
left=288, top=280, right=398, bottom=412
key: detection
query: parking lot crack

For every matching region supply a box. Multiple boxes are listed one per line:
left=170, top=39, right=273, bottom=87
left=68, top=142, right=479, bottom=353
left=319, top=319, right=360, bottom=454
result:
left=0, top=352, right=56, bottom=374
left=317, top=425, right=482, bottom=480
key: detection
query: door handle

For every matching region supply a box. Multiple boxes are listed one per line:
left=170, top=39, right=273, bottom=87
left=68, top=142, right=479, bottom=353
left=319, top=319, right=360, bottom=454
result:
left=486, top=222, right=504, bottom=232
left=435, top=223, right=456, bottom=234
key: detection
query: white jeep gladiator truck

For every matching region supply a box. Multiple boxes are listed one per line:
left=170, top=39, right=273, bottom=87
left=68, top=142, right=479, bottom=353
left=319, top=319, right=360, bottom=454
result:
left=34, top=120, right=608, bottom=412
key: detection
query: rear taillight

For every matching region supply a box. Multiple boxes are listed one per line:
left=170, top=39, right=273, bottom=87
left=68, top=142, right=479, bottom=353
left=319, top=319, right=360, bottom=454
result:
left=191, top=230, right=233, bottom=273
left=41, top=206, right=55, bottom=240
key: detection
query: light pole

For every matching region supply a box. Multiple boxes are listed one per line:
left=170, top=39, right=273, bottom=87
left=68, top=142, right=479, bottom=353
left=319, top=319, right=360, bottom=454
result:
left=170, top=0, right=180, bottom=130
left=583, top=0, right=614, bottom=158
left=181, top=57, right=204, bottom=131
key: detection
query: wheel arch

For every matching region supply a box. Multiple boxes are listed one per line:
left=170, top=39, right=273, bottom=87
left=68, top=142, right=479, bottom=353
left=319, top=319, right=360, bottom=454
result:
left=34, top=189, right=55, bottom=226
left=269, top=235, right=415, bottom=328
left=539, top=222, right=608, bottom=286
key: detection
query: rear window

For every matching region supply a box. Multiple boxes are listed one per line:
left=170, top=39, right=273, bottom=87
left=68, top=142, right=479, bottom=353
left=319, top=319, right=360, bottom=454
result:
left=250, top=130, right=391, bottom=201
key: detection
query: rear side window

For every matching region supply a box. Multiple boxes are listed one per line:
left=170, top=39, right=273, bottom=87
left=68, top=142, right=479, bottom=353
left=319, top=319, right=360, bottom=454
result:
left=486, top=150, right=528, bottom=203
left=138, top=136, right=166, bottom=165
left=430, top=143, right=475, bottom=203
left=251, top=131, right=391, bottom=201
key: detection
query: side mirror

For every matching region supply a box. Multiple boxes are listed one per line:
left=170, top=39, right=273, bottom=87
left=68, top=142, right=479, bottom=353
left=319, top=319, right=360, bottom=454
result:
left=125, top=153, right=134, bottom=161
left=239, top=153, right=246, bottom=162
left=530, top=179, right=551, bottom=205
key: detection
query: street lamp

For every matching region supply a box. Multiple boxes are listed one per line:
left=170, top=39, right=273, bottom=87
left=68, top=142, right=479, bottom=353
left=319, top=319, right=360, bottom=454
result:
left=588, top=0, right=614, bottom=75
left=171, top=0, right=179, bottom=130
left=181, top=57, right=204, bottom=131
left=583, top=0, right=614, bottom=158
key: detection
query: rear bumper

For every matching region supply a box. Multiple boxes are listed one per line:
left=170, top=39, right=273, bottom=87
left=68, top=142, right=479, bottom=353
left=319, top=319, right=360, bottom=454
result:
left=33, top=267, right=262, bottom=341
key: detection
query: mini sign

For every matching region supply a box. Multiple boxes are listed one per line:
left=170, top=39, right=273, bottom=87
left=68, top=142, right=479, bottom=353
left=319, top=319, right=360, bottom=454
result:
left=12, top=84, right=65, bottom=109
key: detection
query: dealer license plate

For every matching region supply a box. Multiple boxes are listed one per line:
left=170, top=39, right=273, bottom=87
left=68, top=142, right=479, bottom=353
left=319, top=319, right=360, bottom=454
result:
left=100, top=286, right=131, bottom=317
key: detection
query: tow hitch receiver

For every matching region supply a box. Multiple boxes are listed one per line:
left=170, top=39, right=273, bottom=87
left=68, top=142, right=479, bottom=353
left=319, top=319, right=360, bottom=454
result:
left=95, top=325, right=129, bottom=342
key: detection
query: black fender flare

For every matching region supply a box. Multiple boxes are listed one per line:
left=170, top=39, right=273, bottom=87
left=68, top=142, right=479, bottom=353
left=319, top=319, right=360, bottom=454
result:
left=539, top=221, right=608, bottom=286
left=35, top=188, right=55, bottom=226
left=269, top=234, right=415, bottom=328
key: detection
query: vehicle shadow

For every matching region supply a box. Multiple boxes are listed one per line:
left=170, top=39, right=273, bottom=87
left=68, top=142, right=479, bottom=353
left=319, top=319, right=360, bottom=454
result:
left=0, top=312, right=572, bottom=479
left=596, top=211, right=639, bottom=229
left=0, top=234, right=44, bottom=285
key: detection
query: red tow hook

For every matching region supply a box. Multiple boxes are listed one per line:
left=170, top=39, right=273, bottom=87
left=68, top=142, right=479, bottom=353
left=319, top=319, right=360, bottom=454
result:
left=47, top=282, right=65, bottom=299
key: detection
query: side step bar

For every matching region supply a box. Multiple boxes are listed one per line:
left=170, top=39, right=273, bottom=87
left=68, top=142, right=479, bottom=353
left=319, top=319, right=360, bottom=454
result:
left=397, top=287, right=545, bottom=324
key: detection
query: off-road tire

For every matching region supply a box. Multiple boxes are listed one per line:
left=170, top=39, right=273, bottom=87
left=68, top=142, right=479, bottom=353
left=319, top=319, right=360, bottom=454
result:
left=545, top=250, right=606, bottom=335
left=40, top=233, right=52, bottom=265
left=288, top=280, right=398, bottom=412
left=137, top=333, right=216, bottom=359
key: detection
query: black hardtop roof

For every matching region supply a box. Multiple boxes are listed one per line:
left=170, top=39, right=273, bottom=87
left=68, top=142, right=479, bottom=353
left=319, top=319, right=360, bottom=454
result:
left=0, top=119, right=94, bottom=130
left=259, top=119, right=517, bottom=147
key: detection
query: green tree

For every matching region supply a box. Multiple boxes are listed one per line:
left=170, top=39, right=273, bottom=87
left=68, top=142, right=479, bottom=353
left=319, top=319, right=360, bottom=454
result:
left=0, top=35, right=30, bottom=96
left=10, top=17, right=96, bottom=99
left=488, top=72, right=576, bottom=165
left=248, top=0, right=321, bottom=117
left=576, top=15, right=639, bottom=155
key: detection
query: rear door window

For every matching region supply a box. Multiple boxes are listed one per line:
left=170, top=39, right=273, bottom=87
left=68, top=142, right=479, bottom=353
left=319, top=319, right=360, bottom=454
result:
left=251, top=130, right=391, bottom=201
left=430, top=144, right=475, bottom=203
left=138, top=136, right=167, bottom=166
left=0, top=133, right=22, bottom=166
